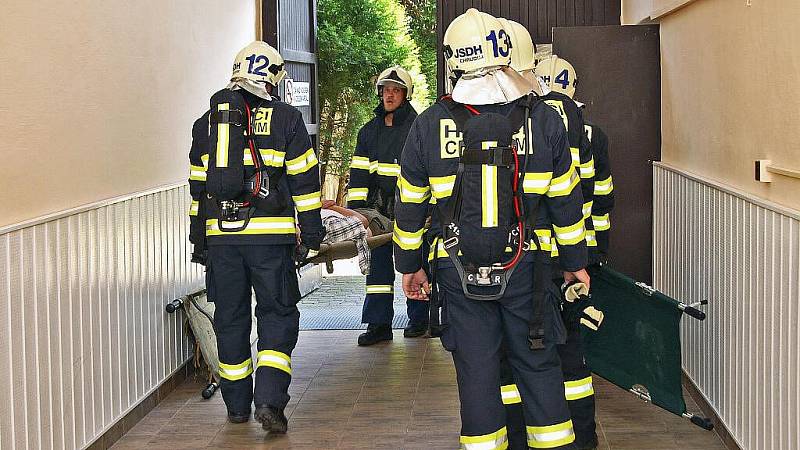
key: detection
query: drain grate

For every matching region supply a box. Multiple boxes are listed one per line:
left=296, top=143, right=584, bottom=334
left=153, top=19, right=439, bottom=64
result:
left=298, top=304, right=409, bottom=330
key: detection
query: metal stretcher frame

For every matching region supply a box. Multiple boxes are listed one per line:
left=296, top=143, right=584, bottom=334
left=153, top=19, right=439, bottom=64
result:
left=582, top=264, right=714, bottom=430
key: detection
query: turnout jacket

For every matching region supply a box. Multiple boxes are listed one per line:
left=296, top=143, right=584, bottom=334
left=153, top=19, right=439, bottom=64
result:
left=541, top=91, right=596, bottom=249
left=392, top=96, right=588, bottom=274
left=584, top=121, right=614, bottom=257
left=188, top=91, right=324, bottom=248
left=347, top=101, right=418, bottom=219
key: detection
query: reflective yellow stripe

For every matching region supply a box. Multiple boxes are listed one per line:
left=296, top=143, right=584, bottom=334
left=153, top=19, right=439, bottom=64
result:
left=585, top=230, right=597, bottom=247
left=578, top=158, right=595, bottom=179
left=527, top=420, right=575, bottom=448
left=219, top=358, right=253, bottom=381
left=347, top=187, right=369, bottom=202
left=366, top=284, right=393, bottom=294
left=430, top=175, right=456, bottom=199
left=206, top=217, right=296, bottom=236
left=550, top=242, right=559, bottom=258
left=215, top=103, right=230, bottom=168
left=530, top=229, right=553, bottom=252
left=244, top=149, right=286, bottom=167
left=564, top=376, right=594, bottom=401
left=482, top=164, right=498, bottom=227
left=582, top=201, right=593, bottom=221
left=393, top=223, right=424, bottom=250
left=256, top=350, right=292, bottom=375
left=500, top=384, right=522, bottom=405
left=292, top=191, right=322, bottom=212
left=189, top=164, right=207, bottom=181
left=377, top=162, right=401, bottom=177
left=286, top=148, right=318, bottom=175
left=460, top=426, right=508, bottom=450
left=189, top=200, right=199, bottom=216
left=351, top=155, right=371, bottom=171
left=547, top=170, right=579, bottom=197
left=201, top=153, right=209, bottom=170
left=523, top=172, right=552, bottom=194
left=397, top=175, right=431, bottom=204
left=592, top=213, right=610, bottom=231
left=553, top=220, right=586, bottom=246
left=594, top=176, right=613, bottom=195
left=569, top=147, right=580, bottom=167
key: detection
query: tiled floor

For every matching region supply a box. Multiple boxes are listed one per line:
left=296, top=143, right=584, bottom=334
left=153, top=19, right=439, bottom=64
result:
left=111, top=330, right=726, bottom=450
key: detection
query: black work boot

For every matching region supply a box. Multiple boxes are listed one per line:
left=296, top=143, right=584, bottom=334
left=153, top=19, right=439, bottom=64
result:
left=357, top=324, right=393, bottom=346
left=254, top=406, right=288, bottom=434
left=403, top=321, right=429, bottom=338
left=227, top=410, right=250, bottom=423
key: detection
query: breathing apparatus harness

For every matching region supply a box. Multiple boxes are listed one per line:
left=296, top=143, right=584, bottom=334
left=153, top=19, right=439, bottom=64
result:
left=207, top=91, right=282, bottom=232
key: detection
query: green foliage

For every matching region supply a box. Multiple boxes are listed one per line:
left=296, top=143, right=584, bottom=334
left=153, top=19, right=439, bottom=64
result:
left=316, top=0, right=435, bottom=197
left=398, top=0, right=437, bottom=103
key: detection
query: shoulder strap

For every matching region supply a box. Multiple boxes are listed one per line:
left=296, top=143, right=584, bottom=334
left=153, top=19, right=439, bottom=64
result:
left=437, top=95, right=475, bottom=130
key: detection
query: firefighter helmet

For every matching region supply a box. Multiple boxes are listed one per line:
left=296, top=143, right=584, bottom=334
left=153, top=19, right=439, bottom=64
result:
left=535, top=55, right=578, bottom=98
left=375, top=65, right=414, bottom=100
left=231, top=41, right=287, bottom=87
left=443, top=8, right=512, bottom=79
left=497, top=18, right=536, bottom=73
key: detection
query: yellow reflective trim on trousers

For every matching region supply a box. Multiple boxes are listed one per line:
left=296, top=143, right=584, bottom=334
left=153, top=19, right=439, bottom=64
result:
left=500, top=384, right=522, bottom=405
left=578, top=158, right=595, bottom=179
left=564, top=376, right=594, bottom=401
left=293, top=191, right=322, bottom=212
left=482, top=164, right=498, bottom=227
left=553, top=220, right=586, bottom=246
left=257, top=350, right=292, bottom=375
left=585, top=230, right=597, bottom=247
left=397, top=175, right=431, bottom=204
left=460, top=426, right=508, bottom=450
left=594, top=176, right=613, bottom=195
left=582, top=201, right=594, bottom=220
left=430, top=175, right=456, bottom=199
left=286, top=148, right=318, bottom=175
left=366, top=284, right=393, bottom=294
left=201, top=153, right=209, bottom=169
left=547, top=170, right=579, bottom=197
left=377, top=162, right=401, bottom=177
left=347, top=187, right=369, bottom=202
left=523, top=172, right=553, bottom=194
left=215, top=103, right=230, bottom=167
left=206, top=217, right=296, bottom=236
left=527, top=420, right=575, bottom=449
left=243, top=149, right=286, bottom=167
left=393, top=224, right=424, bottom=250
left=351, top=155, right=371, bottom=170
left=592, top=214, right=610, bottom=231
left=189, top=164, right=207, bottom=181
left=189, top=200, right=199, bottom=216
left=569, top=147, right=580, bottom=167
left=219, top=358, right=253, bottom=381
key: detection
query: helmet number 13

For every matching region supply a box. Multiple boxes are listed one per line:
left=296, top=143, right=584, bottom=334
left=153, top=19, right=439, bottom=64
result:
left=485, top=30, right=510, bottom=58
left=245, top=54, right=270, bottom=77
left=555, top=69, right=570, bottom=90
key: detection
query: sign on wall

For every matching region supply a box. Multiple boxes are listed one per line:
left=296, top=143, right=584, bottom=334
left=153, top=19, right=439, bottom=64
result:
left=284, top=78, right=310, bottom=107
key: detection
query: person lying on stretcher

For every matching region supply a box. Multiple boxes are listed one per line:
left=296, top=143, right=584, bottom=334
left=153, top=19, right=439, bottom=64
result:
left=296, top=200, right=382, bottom=274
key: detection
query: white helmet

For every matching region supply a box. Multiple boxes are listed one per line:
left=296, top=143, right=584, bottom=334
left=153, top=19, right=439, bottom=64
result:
left=497, top=18, right=536, bottom=73
left=535, top=55, right=578, bottom=98
left=443, top=8, right=512, bottom=81
left=231, top=41, right=288, bottom=87
left=375, top=65, right=414, bottom=100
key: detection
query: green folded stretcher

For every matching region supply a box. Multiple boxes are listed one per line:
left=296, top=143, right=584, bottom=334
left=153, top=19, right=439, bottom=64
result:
left=583, top=264, right=713, bottom=430
left=303, top=233, right=393, bottom=272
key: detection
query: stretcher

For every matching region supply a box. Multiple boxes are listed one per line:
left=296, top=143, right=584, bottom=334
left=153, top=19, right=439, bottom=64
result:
left=300, top=232, right=393, bottom=273
left=582, top=264, right=714, bottom=430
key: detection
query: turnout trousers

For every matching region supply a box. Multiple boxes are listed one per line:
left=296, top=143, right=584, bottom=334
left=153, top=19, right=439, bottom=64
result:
left=438, top=261, right=575, bottom=450
left=208, top=244, right=299, bottom=415
left=361, top=242, right=429, bottom=326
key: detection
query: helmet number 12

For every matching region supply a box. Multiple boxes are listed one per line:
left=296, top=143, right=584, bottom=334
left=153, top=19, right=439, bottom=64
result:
left=555, top=69, right=570, bottom=90
left=485, top=30, right=510, bottom=58
left=245, top=54, right=270, bottom=77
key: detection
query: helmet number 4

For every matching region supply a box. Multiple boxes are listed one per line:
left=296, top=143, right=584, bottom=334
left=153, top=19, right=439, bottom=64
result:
left=485, top=30, right=510, bottom=58
left=245, top=54, right=270, bottom=77
left=555, top=69, right=570, bottom=90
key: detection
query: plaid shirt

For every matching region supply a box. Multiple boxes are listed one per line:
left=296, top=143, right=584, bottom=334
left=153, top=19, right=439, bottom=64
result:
left=322, top=211, right=371, bottom=274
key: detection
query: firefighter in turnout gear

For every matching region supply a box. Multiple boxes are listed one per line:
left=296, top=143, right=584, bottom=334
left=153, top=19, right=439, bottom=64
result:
left=347, top=65, right=429, bottom=345
left=395, top=9, right=590, bottom=449
left=188, top=41, right=324, bottom=433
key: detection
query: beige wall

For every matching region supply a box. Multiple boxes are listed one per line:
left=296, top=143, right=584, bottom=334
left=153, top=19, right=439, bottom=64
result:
left=623, top=0, right=652, bottom=24
left=654, top=0, right=800, bottom=210
left=0, top=1, right=256, bottom=227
